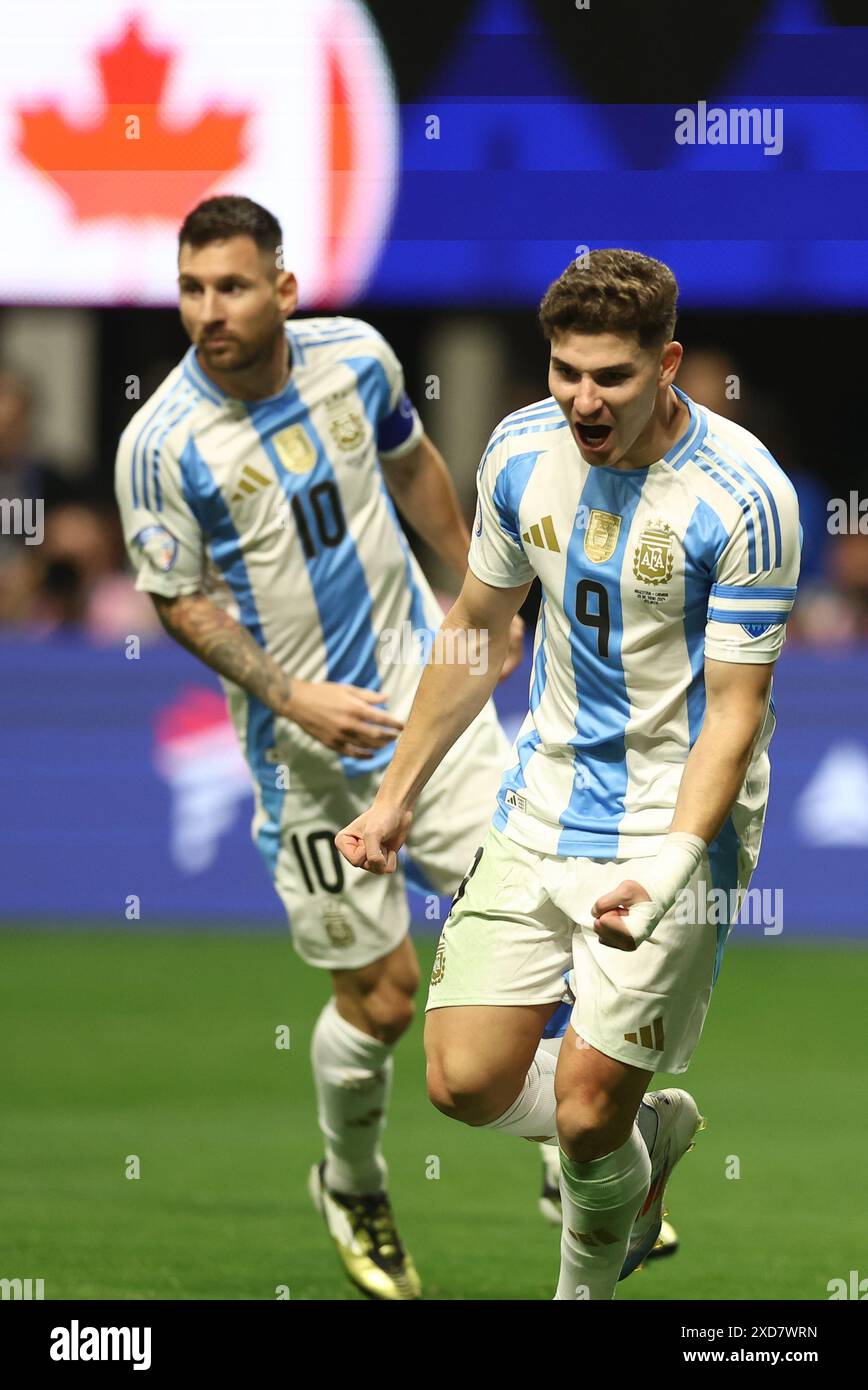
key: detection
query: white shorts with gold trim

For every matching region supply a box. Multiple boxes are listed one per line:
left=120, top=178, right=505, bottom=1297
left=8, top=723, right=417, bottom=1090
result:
left=254, top=705, right=509, bottom=971
left=426, top=823, right=751, bottom=1074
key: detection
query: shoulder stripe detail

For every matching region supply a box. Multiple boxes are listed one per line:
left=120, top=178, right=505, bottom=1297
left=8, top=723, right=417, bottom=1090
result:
left=501, top=400, right=560, bottom=426
left=130, top=382, right=193, bottom=509
left=699, top=443, right=771, bottom=570
left=181, top=352, right=224, bottom=405
left=291, top=333, right=369, bottom=349
left=707, top=435, right=783, bottom=570
left=668, top=396, right=709, bottom=469
left=291, top=318, right=362, bottom=336
left=480, top=417, right=568, bottom=472
left=757, top=445, right=800, bottom=507
left=692, top=448, right=761, bottom=574
left=147, top=399, right=196, bottom=512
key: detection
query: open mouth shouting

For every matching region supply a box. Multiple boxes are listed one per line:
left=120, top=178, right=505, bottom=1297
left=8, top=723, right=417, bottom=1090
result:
left=574, top=421, right=613, bottom=454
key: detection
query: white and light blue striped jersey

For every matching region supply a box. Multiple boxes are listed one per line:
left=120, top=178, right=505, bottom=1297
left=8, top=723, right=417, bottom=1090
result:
left=469, top=385, right=801, bottom=867
left=115, top=316, right=445, bottom=787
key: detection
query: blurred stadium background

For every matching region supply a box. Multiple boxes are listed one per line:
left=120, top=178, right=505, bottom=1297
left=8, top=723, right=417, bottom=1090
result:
left=1, top=0, right=867, bottom=1300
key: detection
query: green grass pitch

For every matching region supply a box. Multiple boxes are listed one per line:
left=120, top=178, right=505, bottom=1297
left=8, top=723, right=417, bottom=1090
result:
left=1, top=928, right=866, bottom=1301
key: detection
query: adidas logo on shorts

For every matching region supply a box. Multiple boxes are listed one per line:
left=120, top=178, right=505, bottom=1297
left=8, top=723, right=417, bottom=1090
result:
left=624, top=1017, right=666, bottom=1050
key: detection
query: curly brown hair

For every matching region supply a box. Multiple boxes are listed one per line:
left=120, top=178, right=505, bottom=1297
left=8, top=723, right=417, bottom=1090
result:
left=539, top=249, right=679, bottom=350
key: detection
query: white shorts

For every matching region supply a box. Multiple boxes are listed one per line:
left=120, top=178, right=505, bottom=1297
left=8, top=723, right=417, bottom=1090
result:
left=426, top=824, right=751, bottom=1074
left=252, top=704, right=510, bottom=970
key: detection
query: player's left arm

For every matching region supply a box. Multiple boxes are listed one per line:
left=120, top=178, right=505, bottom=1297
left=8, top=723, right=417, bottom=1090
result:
left=592, top=659, right=775, bottom=951
left=368, top=328, right=469, bottom=583
left=382, top=434, right=525, bottom=681
left=371, top=325, right=524, bottom=677
left=380, top=431, right=472, bottom=583
left=593, top=467, right=802, bottom=951
left=668, top=657, right=773, bottom=844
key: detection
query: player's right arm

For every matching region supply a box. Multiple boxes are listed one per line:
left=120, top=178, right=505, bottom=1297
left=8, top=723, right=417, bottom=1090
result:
left=336, top=425, right=535, bottom=873
left=150, top=593, right=402, bottom=758
left=336, top=570, right=529, bottom=872
left=114, top=421, right=402, bottom=759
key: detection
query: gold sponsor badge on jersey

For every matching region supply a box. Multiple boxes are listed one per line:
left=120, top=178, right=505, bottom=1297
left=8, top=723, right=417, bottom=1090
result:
left=272, top=424, right=316, bottom=474
left=633, top=519, right=674, bottom=585
left=584, top=509, right=622, bottom=563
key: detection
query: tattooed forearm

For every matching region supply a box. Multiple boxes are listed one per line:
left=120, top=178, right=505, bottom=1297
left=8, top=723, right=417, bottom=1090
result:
left=152, top=592, right=292, bottom=713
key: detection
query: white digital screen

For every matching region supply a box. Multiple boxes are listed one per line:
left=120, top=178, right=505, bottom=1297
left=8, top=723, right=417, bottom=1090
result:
left=0, top=0, right=398, bottom=305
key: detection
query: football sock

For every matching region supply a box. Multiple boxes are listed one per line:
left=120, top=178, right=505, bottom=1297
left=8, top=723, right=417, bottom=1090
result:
left=536, top=1037, right=564, bottom=1147
left=554, top=1125, right=651, bottom=1300
left=482, top=1034, right=659, bottom=1156
left=311, top=997, right=393, bottom=1196
left=481, top=1042, right=558, bottom=1140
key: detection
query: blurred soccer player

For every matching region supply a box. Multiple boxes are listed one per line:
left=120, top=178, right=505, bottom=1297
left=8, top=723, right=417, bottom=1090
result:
left=114, top=195, right=528, bottom=1300
left=337, top=249, right=801, bottom=1300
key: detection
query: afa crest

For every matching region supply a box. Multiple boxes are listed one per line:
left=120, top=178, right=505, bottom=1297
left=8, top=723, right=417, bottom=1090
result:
left=328, top=410, right=365, bottom=452
left=633, top=519, right=674, bottom=586
left=324, top=907, right=356, bottom=948
left=430, top=938, right=446, bottom=987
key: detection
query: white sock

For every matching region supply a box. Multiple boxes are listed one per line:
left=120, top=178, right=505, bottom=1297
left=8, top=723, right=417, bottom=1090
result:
left=481, top=1043, right=558, bottom=1141
left=555, top=1126, right=652, bottom=1301
left=481, top=1031, right=659, bottom=1161
left=536, top=1037, right=564, bottom=1147
left=310, top=997, right=393, bottom=1195
left=544, top=1098, right=658, bottom=1184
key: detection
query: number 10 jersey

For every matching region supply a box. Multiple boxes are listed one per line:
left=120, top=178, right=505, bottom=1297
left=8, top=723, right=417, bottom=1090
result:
left=115, top=316, right=447, bottom=791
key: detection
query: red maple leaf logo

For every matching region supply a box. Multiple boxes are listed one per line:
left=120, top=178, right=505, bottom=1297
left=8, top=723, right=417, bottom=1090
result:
left=16, top=15, right=250, bottom=221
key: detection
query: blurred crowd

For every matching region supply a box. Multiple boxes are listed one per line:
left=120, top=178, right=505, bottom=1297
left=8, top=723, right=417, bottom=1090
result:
left=0, top=368, right=160, bottom=641
left=0, top=348, right=866, bottom=646
left=674, top=350, right=868, bottom=646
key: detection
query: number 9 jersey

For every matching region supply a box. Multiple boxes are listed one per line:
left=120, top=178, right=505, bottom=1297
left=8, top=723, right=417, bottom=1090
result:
left=468, top=387, right=801, bottom=871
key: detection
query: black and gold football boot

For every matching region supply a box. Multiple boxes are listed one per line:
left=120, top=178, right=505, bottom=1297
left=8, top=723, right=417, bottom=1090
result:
left=309, top=1161, right=422, bottom=1300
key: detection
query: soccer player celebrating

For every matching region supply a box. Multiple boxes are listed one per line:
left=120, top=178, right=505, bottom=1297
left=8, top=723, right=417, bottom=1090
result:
left=337, top=249, right=801, bottom=1300
left=114, top=195, right=525, bottom=1300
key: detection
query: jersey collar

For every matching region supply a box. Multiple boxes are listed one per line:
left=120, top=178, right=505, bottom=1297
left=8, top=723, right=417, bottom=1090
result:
left=588, top=385, right=709, bottom=475
left=181, top=325, right=297, bottom=407
left=664, top=385, right=709, bottom=469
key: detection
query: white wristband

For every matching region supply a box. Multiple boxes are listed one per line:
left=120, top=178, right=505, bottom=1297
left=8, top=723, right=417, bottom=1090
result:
left=619, top=833, right=706, bottom=944
left=540, top=832, right=706, bottom=947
